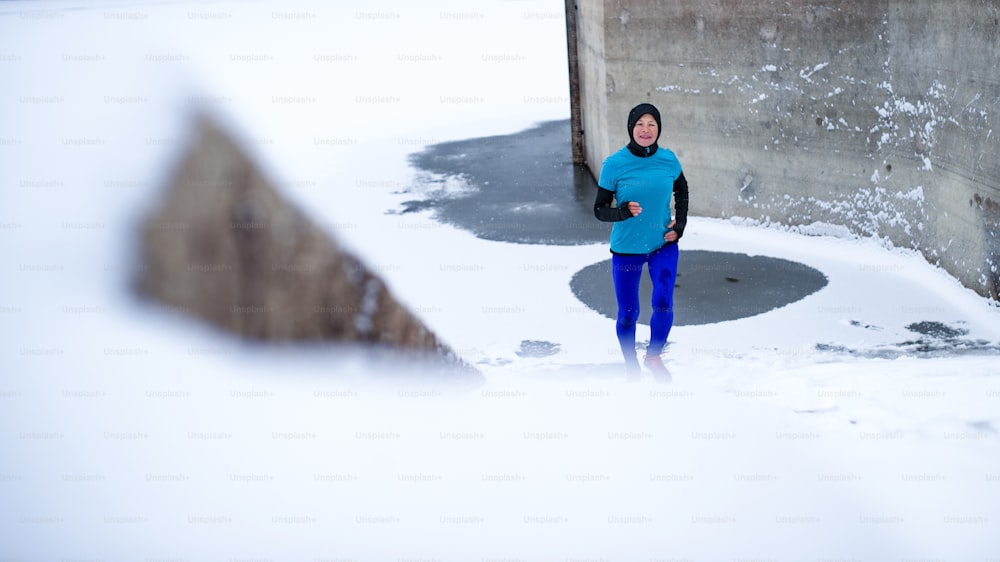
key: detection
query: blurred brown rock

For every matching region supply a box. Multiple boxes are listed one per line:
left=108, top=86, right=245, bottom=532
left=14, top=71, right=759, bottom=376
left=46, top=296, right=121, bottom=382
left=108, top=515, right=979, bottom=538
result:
left=138, top=114, right=477, bottom=376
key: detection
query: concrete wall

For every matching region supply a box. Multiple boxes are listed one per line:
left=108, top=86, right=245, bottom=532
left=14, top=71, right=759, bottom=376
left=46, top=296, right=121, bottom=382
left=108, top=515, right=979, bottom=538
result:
left=576, top=0, right=609, bottom=174
left=571, top=0, right=1000, bottom=299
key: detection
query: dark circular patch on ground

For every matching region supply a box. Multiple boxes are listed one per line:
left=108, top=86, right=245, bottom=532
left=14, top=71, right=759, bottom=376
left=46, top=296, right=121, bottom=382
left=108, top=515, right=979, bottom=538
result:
left=404, top=119, right=611, bottom=245
left=570, top=250, right=829, bottom=326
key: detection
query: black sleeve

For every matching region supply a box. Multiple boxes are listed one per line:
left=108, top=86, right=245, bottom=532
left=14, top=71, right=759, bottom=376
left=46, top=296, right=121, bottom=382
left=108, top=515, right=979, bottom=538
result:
left=593, top=187, right=633, bottom=222
left=672, top=172, right=689, bottom=238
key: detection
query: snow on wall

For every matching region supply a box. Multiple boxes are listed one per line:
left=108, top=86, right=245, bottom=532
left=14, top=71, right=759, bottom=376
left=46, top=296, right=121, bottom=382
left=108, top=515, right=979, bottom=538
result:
left=577, top=0, right=1000, bottom=299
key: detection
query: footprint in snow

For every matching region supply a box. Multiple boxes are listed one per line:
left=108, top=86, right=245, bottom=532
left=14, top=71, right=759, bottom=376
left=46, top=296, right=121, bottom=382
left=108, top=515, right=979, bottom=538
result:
left=515, top=340, right=561, bottom=358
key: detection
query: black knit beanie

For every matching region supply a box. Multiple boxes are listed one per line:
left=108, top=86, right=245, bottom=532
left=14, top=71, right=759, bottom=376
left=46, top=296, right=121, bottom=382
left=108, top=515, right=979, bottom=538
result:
left=626, top=102, right=661, bottom=157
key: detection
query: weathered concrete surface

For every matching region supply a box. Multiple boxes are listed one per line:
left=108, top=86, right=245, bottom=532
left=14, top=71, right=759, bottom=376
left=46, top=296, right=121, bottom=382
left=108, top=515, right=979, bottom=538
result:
left=138, top=115, right=478, bottom=376
left=572, top=0, right=1000, bottom=299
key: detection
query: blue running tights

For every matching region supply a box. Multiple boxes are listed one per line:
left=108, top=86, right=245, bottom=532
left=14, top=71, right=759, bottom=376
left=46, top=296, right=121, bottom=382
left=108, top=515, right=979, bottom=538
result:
left=611, top=243, right=679, bottom=365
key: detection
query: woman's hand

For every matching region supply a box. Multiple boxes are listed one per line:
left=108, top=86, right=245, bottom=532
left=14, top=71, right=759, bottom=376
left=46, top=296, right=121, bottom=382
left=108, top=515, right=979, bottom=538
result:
left=664, top=220, right=679, bottom=243
left=625, top=201, right=642, bottom=216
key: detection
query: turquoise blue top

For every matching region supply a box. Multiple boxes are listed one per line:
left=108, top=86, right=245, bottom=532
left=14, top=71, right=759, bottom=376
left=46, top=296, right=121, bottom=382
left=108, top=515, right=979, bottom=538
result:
left=598, top=146, right=682, bottom=254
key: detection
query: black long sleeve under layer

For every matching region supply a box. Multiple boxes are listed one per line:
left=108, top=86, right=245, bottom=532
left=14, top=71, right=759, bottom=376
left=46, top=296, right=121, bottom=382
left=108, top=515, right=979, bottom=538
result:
left=672, top=172, right=689, bottom=237
left=593, top=171, right=690, bottom=238
left=593, top=187, right=632, bottom=222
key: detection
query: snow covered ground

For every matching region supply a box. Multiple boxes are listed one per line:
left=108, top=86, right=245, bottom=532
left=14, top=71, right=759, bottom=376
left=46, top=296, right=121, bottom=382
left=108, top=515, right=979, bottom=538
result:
left=2, top=1, right=999, bottom=559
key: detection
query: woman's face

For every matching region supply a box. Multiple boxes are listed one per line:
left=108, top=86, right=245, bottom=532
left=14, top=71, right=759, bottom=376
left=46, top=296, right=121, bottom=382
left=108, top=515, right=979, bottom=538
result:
left=632, top=114, right=658, bottom=147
